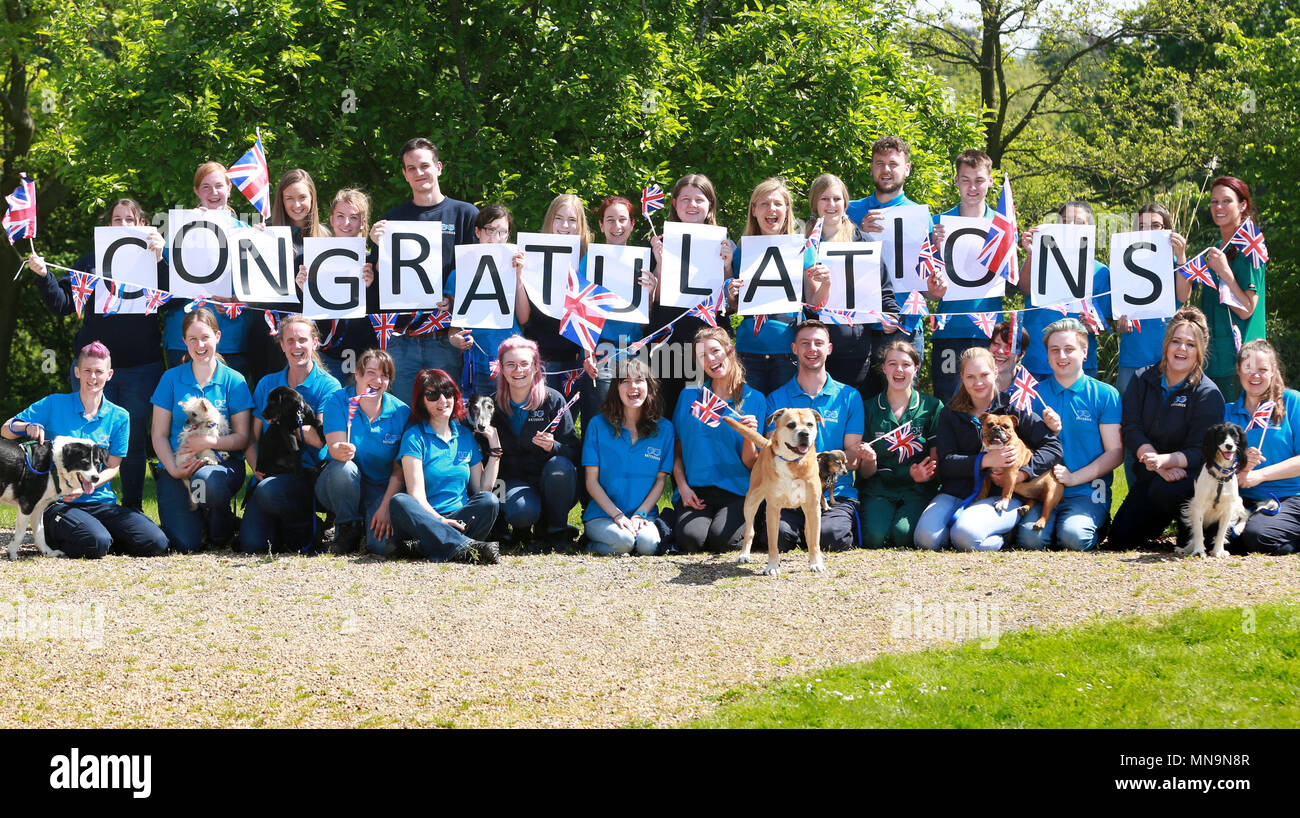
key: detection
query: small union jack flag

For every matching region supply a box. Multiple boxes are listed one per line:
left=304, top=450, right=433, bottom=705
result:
left=977, top=175, right=1019, bottom=284
left=688, top=289, right=724, bottom=329
left=641, top=184, right=665, bottom=220
left=184, top=296, right=213, bottom=313
left=489, top=358, right=500, bottom=379
left=803, top=217, right=824, bottom=268
left=70, top=271, right=96, bottom=318
left=752, top=314, right=768, bottom=336
left=562, top=367, right=583, bottom=396
left=219, top=302, right=246, bottom=319
left=264, top=310, right=280, bottom=336
left=229, top=131, right=272, bottom=220
left=902, top=291, right=928, bottom=317
left=1229, top=219, right=1268, bottom=267
left=690, top=386, right=730, bottom=428
left=1249, top=400, right=1275, bottom=430
left=915, top=234, right=943, bottom=280
left=1047, top=301, right=1071, bottom=315
left=560, top=269, right=619, bottom=354
left=2, top=173, right=37, bottom=244
left=1176, top=251, right=1216, bottom=289
left=883, top=422, right=924, bottom=459
left=369, top=313, right=397, bottom=350
left=1233, top=325, right=1243, bottom=353
left=143, top=288, right=172, bottom=315
left=406, top=309, right=452, bottom=336
left=99, top=279, right=126, bottom=316
left=972, top=312, right=997, bottom=338
left=545, top=390, right=582, bottom=433
left=1010, top=366, right=1041, bottom=412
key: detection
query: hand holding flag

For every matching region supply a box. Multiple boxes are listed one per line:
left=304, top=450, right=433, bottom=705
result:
left=690, top=386, right=732, bottom=428
left=641, top=184, right=665, bottom=237
left=1176, top=251, right=1216, bottom=289
left=1228, top=219, right=1268, bottom=267
left=346, top=387, right=379, bottom=440
left=882, top=421, right=925, bottom=459
left=1010, top=366, right=1041, bottom=412
left=1251, top=399, right=1276, bottom=448
left=545, top=390, right=582, bottom=433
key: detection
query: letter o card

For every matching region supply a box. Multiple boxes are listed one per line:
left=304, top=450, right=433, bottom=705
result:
left=939, top=215, right=1001, bottom=301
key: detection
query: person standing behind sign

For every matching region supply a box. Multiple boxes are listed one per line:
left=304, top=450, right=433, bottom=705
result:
left=1173, top=176, right=1266, bottom=403
left=453, top=204, right=527, bottom=398
left=368, top=137, right=479, bottom=404
left=27, top=197, right=165, bottom=512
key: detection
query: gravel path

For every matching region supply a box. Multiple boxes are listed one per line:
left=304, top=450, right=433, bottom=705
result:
left=1, top=541, right=1296, bottom=728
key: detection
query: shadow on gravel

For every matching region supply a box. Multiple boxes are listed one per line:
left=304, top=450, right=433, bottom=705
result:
left=1121, top=552, right=1184, bottom=564
left=667, top=558, right=758, bottom=585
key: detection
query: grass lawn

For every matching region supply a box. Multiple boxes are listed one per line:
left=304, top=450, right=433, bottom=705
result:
left=694, top=602, right=1300, bottom=728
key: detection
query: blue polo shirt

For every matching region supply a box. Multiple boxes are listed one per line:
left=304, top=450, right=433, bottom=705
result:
left=15, top=392, right=129, bottom=504
left=150, top=360, right=254, bottom=455
left=252, top=363, right=342, bottom=468
left=932, top=204, right=1003, bottom=340
left=672, top=383, right=764, bottom=497
left=845, top=190, right=917, bottom=230
left=1023, top=260, right=1110, bottom=376
left=1225, top=389, right=1300, bottom=501
left=1038, top=373, right=1120, bottom=501
left=399, top=421, right=481, bottom=515
left=322, top=389, right=410, bottom=487
left=581, top=415, right=674, bottom=521
left=766, top=373, right=865, bottom=501
left=1118, top=316, right=1169, bottom=369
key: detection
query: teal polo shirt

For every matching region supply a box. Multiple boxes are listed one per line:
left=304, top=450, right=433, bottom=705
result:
left=845, top=190, right=917, bottom=228
left=1225, top=389, right=1300, bottom=501
left=252, top=363, right=342, bottom=468
left=322, top=389, right=410, bottom=487
left=15, top=392, right=129, bottom=504
left=150, top=361, right=254, bottom=455
left=399, top=421, right=481, bottom=515
left=673, top=383, right=765, bottom=497
left=581, top=415, right=674, bottom=521
left=1038, top=373, right=1121, bottom=501
left=766, top=373, right=865, bottom=501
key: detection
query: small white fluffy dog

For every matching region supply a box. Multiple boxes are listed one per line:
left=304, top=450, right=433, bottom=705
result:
left=176, top=397, right=228, bottom=470
left=1179, top=422, right=1250, bottom=558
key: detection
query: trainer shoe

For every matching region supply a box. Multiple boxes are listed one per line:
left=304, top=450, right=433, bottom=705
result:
left=451, top=540, right=500, bottom=565
left=331, top=521, right=365, bottom=555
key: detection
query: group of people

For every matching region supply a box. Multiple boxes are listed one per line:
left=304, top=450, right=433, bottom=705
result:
left=9, top=135, right=1293, bottom=561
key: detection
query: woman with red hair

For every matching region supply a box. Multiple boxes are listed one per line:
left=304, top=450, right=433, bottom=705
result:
left=388, top=368, right=501, bottom=562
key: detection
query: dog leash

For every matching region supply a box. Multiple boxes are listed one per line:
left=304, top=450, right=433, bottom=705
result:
left=20, top=440, right=49, bottom=476
left=1207, top=459, right=1237, bottom=508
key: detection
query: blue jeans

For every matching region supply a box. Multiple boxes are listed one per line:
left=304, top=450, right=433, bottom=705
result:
left=154, top=460, right=246, bottom=553
left=914, top=493, right=1024, bottom=552
left=585, top=516, right=661, bottom=556
left=314, top=459, right=393, bottom=554
left=238, top=472, right=318, bottom=553
left=72, top=360, right=163, bottom=508
left=389, top=334, right=461, bottom=407
left=502, top=456, right=578, bottom=534
left=42, top=502, right=169, bottom=558
left=1016, top=493, right=1109, bottom=551
left=389, top=491, right=500, bottom=560
left=737, top=352, right=796, bottom=396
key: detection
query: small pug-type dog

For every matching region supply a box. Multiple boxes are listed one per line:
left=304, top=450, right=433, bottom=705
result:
left=723, top=408, right=825, bottom=576
left=816, top=449, right=849, bottom=510
left=975, top=411, right=1063, bottom=529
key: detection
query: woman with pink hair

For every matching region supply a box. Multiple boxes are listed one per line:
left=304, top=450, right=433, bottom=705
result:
left=490, top=336, right=580, bottom=550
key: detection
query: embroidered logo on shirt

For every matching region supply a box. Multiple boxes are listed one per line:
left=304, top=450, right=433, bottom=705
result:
left=645, top=447, right=661, bottom=459
left=821, top=409, right=840, bottom=421
left=1172, top=396, right=1188, bottom=407
left=1073, top=408, right=1093, bottom=422
left=382, top=433, right=400, bottom=444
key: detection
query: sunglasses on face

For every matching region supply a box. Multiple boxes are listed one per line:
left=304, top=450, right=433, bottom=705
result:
left=424, top=387, right=458, bottom=401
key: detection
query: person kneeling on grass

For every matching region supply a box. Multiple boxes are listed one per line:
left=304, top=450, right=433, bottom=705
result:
left=2, top=342, right=167, bottom=558
left=388, top=368, right=501, bottom=563
left=582, top=359, right=674, bottom=556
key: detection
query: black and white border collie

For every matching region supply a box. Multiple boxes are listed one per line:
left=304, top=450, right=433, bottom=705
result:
left=1179, top=422, right=1251, bottom=558
left=0, top=436, right=108, bottom=559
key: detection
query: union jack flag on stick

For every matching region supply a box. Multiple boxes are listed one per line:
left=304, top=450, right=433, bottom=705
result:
left=688, top=289, right=724, bottom=328
left=977, top=174, right=1018, bottom=284
left=690, top=386, right=731, bottom=428
left=1252, top=399, right=1277, bottom=449
left=641, top=184, right=664, bottom=237
left=1228, top=219, right=1268, bottom=267
left=545, top=390, right=582, bottom=433
left=1010, top=366, right=1042, bottom=412
left=803, top=217, right=824, bottom=269
left=562, top=367, right=583, bottom=396
left=915, top=234, right=943, bottom=280
left=626, top=324, right=672, bottom=357
left=882, top=421, right=925, bottom=459
left=2, top=173, right=37, bottom=247
left=346, top=388, right=379, bottom=440
left=228, top=130, right=272, bottom=220
left=559, top=269, right=619, bottom=354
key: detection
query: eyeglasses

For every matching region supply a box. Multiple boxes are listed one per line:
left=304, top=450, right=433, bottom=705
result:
left=423, top=387, right=457, bottom=401
left=479, top=227, right=510, bottom=238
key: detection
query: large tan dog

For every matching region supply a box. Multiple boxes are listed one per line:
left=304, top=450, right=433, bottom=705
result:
left=723, top=408, right=825, bottom=576
left=975, top=412, right=1063, bottom=529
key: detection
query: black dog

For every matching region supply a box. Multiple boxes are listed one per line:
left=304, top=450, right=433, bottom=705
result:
left=258, top=386, right=323, bottom=477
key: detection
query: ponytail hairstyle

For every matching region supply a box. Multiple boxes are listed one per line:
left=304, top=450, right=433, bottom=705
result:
left=693, top=326, right=748, bottom=405
left=276, top=314, right=325, bottom=370
left=180, top=307, right=227, bottom=365
left=948, top=346, right=998, bottom=414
